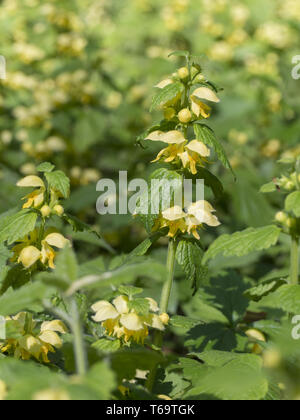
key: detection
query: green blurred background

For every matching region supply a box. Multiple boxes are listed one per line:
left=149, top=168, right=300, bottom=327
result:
left=0, top=0, right=299, bottom=254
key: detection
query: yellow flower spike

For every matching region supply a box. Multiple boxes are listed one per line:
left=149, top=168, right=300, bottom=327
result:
left=0, top=380, right=7, bottom=401
left=18, top=246, right=41, bottom=269
left=146, top=130, right=186, bottom=144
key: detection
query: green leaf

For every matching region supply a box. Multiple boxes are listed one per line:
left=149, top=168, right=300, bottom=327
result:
left=180, top=352, right=268, bottom=400
left=129, top=232, right=162, bottom=257
left=45, top=170, right=70, bottom=198
left=269, top=284, right=300, bottom=314
left=260, top=182, right=277, bottom=193
left=55, top=247, right=78, bottom=285
left=0, top=243, right=11, bottom=271
left=128, top=298, right=150, bottom=315
left=0, top=282, right=49, bottom=316
left=176, top=240, right=209, bottom=295
left=0, top=210, right=38, bottom=245
left=194, top=123, right=235, bottom=177
left=195, top=168, right=224, bottom=200
left=36, top=162, right=55, bottom=173
left=203, top=225, right=281, bottom=264
left=168, top=50, right=190, bottom=59
left=170, top=315, right=202, bottom=331
left=151, top=82, right=184, bottom=111
left=244, top=278, right=287, bottom=302
left=118, top=285, right=143, bottom=297
left=285, top=191, right=300, bottom=217
left=92, top=339, right=121, bottom=354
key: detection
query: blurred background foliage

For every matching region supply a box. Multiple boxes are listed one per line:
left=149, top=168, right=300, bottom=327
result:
left=0, top=0, right=300, bottom=400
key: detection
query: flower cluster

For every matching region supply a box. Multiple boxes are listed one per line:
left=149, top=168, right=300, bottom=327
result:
left=91, top=295, right=169, bottom=344
left=154, top=201, right=220, bottom=240
left=0, top=313, right=67, bottom=363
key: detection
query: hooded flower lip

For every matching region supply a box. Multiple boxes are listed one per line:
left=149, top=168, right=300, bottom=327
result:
left=92, top=295, right=168, bottom=344
left=18, top=245, right=41, bottom=269
left=155, top=79, right=173, bottom=89
left=179, top=140, right=210, bottom=175
left=155, top=200, right=221, bottom=239
left=191, top=87, right=220, bottom=119
left=0, top=313, right=67, bottom=363
left=41, top=233, right=70, bottom=269
left=17, top=175, right=46, bottom=209
left=146, top=130, right=186, bottom=144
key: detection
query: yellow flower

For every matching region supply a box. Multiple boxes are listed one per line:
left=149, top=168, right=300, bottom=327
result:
left=18, top=246, right=41, bottom=269
left=92, top=295, right=168, bottom=345
left=0, top=313, right=67, bottom=363
left=190, top=87, right=220, bottom=119
left=154, top=201, right=220, bottom=240
left=179, top=140, right=210, bottom=175
left=0, top=380, right=7, bottom=401
left=17, top=175, right=45, bottom=209
left=41, top=233, right=70, bottom=269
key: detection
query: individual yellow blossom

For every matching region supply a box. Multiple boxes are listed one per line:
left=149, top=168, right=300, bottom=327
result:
left=33, top=388, right=70, bottom=401
left=92, top=295, right=168, bottom=345
left=41, top=233, right=70, bottom=269
left=17, top=175, right=45, bottom=209
left=154, top=201, right=220, bottom=239
left=0, top=313, right=67, bottom=363
left=178, top=140, right=210, bottom=175
left=0, top=380, right=7, bottom=400
left=12, top=230, right=69, bottom=270
left=190, top=87, right=220, bottom=119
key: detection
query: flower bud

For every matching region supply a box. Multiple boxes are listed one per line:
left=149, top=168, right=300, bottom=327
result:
left=286, top=217, right=297, bottom=229
left=285, top=180, right=295, bottom=191
left=159, top=313, right=169, bottom=325
left=178, top=67, right=189, bottom=80
left=53, top=205, right=64, bottom=216
left=178, top=108, right=192, bottom=124
left=164, top=107, right=176, bottom=120
left=275, top=211, right=288, bottom=224
left=40, top=205, right=51, bottom=218
left=18, top=246, right=41, bottom=269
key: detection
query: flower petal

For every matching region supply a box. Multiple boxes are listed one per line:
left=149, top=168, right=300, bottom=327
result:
left=120, top=313, right=144, bottom=331
left=192, top=87, right=220, bottom=103
left=44, top=233, right=69, bottom=249
left=146, top=130, right=186, bottom=144
left=41, top=320, right=68, bottom=334
left=18, top=246, right=41, bottom=269
left=162, top=206, right=186, bottom=221
left=17, top=176, right=45, bottom=188
left=186, top=140, right=210, bottom=157
left=39, top=331, right=63, bottom=348
left=91, top=301, right=119, bottom=322
left=146, top=298, right=159, bottom=312
left=113, top=295, right=129, bottom=314
left=155, top=79, right=173, bottom=89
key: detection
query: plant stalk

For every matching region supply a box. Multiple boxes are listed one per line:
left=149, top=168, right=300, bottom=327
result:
left=290, top=235, right=299, bottom=285
left=70, top=299, right=87, bottom=376
left=146, top=239, right=177, bottom=392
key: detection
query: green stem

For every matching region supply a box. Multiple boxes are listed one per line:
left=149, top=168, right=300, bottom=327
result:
left=70, top=299, right=87, bottom=376
left=146, top=239, right=177, bottom=392
left=290, top=235, right=299, bottom=285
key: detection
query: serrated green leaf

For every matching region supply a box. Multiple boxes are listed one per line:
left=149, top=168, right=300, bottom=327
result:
left=260, top=182, right=277, bottom=193
left=285, top=191, right=300, bottom=217
left=118, top=285, right=143, bottom=297
left=128, top=298, right=150, bottom=315
left=0, top=210, right=38, bottom=245
left=36, top=162, right=55, bottom=173
left=54, top=247, right=78, bottom=286
left=168, top=50, right=190, bottom=59
left=270, top=284, right=300, bottom=314
left=176, top=240, right=208, bottom=295
left=129, top=232, right=162, bottom=257
left=194, top=123, right=235, bottom=178
left=244, top=278, right=287, bottom=302
left=203, top=225, right=281, bottom=264
left=151, top=82, right=184, bottom=111
left=45, top=170, right=70, bottom=198
left=0, top=243, right=11, bottom=271
left=170, top=315, right=202, bottom=331
left=92, top=339, right=121, bottom=353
